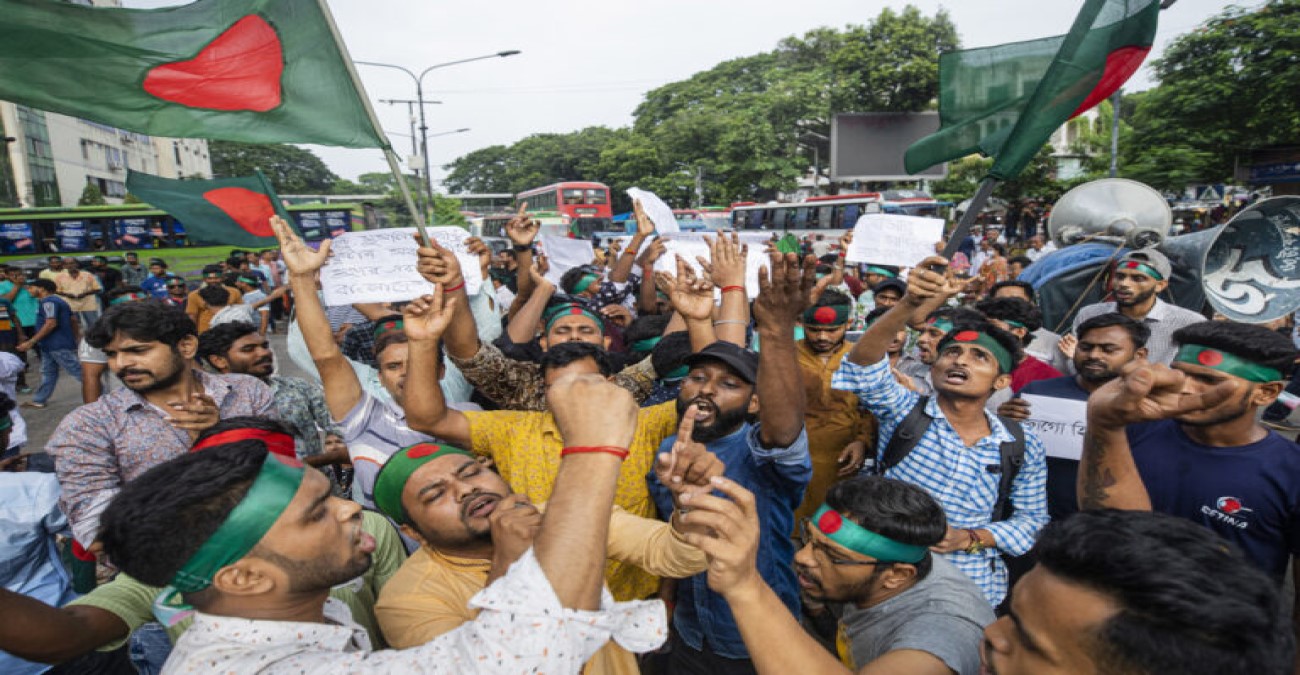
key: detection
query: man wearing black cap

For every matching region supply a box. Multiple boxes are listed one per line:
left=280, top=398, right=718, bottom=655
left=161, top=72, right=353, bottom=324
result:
left=1070, top=250, right=1204, bottom=365
left=871, top=278, right=906, bottom=310
left=646, top=252, right=815, bottom=673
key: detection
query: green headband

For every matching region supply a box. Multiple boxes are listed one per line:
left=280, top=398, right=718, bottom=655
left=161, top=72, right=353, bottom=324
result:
left=373, top=318, right=404, bottom=340
left=926, top=317, right=954, bottom=333
left=0, top=415, right=12, bottom=432
left=573, top=273, right=601, bottom=294
left=1174, top=344, right=1282, bottom=383
left=373, top=443, right=475, bottom=523
left=865, top=266, right=896, bottom=278
left=108, top=292, right=146, bottom=306
left=937, top=330, right=1013, bottom=373
left=662, top=364, right=689, bottom=380
left=170, top=453, right=305, bottom=593
left=544, top=304, right=605, bottom=335
left=237, top=276, right=259, bottom=285
left=632, top=336, right=662, bottom=352
left=812, top=505, right=927, bottom=563
left=1118, top=260, right=1164, bottom=281
left=803, top=304, right=850, bottom=327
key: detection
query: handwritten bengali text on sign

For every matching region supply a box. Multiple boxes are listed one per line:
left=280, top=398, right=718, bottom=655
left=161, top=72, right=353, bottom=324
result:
left=1019, top=394, right=1088, bottom=461
left=321, top=227, right=481, bottom=306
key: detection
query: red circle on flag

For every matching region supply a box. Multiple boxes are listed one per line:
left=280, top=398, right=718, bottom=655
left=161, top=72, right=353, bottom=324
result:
left=813, top=307, right=838, bottom=324
left=407, top=444, right=442, bottom=459
left=1197, top=350, right=1224, bottom=367
left=953, top=330, right=979, bottom=342
left=817, top=509, right=843, bottom=534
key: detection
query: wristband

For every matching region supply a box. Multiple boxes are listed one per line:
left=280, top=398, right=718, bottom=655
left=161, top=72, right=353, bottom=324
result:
left=720, top=285, right=745, bottom=294
left=714, top=319, right=748, bottom=327
left=560, top=446, right=630, bottom=460
left=513, top=243, right=533, bottom=253
left=442, top=281, right=465, bottom=293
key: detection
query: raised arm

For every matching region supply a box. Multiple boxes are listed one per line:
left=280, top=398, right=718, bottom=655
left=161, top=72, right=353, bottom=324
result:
left=708, top=232, right=751, bottom=347
left=845, top=256, right=951, bottom=367
left=663, top=257, right=720, bottom=352
left=269, top=215, right=360, bottom=422
left=504, top=203, right=539, bottom=300
left=751, top=252, right=816, bottom=447
left=504, top=266, right=555, bottom=349
left=413, top=237, right=479, bottom=362
left=399, top=289, right=472, bottom=449
left=608, top=200, right=655, bottom=284
left=637, top=238, right=666, bottom=314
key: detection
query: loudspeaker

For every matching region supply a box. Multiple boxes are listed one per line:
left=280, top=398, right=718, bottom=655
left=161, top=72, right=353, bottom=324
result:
left=1048, top=178, right=1171, bottom=249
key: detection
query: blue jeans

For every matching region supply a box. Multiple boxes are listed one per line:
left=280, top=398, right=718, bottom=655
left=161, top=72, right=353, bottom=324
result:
left=128, top=622, right=173, bottom=675
left=34, top=347, right=82, bottom=404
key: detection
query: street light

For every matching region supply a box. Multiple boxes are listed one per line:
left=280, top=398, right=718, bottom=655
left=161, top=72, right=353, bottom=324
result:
left=356, top=51, right=520, bottom=214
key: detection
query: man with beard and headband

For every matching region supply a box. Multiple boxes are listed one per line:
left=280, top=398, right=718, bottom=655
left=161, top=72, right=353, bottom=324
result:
left=670, top=476, right=995, bottom=675
left=44, top=300, right=275, bottom=551
left=1069, top=250, right=1202, bottom=365
left=198, top=321, right=346, bottom=471
left=94, top=370, right=669, bottom=673
left=832, top=256, right=1047, bottom=608
left=371, top=426, right=718, bottom=675
left=645, top=252, right=815, bottom=673
left=997, top=313, right=1149, bottom=520
left=794, top=288, right=875, bottom=526
left=1079, top=320, right=1300, bottom=659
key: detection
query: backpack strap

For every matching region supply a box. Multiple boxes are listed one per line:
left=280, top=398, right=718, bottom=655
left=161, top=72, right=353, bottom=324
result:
left=992, top=417, right=1026, bottom=522
left=878, top=396, right=933, bottom=474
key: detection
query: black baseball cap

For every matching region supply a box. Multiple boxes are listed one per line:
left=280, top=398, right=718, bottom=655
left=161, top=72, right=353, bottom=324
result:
left=873, top=278, right=908, bottom=296
left=684, top=341, right=759, bottom=384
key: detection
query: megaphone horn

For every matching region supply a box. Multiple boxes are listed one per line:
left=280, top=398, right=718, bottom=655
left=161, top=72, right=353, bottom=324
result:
left=1192, top=197, right=1300, bottom=324
left=1049, top=178, right=1171, bottom=249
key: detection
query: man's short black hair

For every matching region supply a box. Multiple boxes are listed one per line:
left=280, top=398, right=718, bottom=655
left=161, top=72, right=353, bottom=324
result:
left=975, top=297, right=1043, bottom=346
left=925, top=305, right=983, bottom=326
left=651, top=331, right=692, bottom=378
left=624, top=313, right=671, bottom=349
left=812, top=288, right=852, bottom=310
left=104, top=284, right=145, bottom=304
left=88, top=301, right=197, bottom=350
left=1008, top=255, right=1033, bottom=269
left=1077, top=312, right=1150, bottom=349
left=197, top=321, right=259, bottom=369
left=1033, top=509, right=1293, bottom=675
left=559, top=265, right=602, bottom=295
left=940, top=318, right=1024, bottom=371
left=99, top=443, right=267, bottom=588
left=27, top=278, right=55, bottom=293
left=201, top=264, right=224, bottom=277
left=47, top=256, right=61, bottom=263
left=1174, top=320, right=1297, bottom=378
left=93, top=255, right=108, bottom=264
left=987, top=279, right=1037, bottom=302
left=825, top=476, right=948, bottom=579
left=539, top=341, right=614, bottom=378
left=864, top=306, right=889, bottom=326
left=198, top=284, right=230, bottom=308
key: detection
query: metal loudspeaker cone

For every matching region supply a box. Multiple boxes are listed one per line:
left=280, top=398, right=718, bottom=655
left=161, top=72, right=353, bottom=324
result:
left=1048, top=178, right=1171, bottom=249
left=1194, top=197, right=1300, bottom=323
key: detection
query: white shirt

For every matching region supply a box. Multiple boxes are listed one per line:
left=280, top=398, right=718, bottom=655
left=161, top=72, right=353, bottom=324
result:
left=1024, top=242, right=1057, bottom=262
left=0, top=352, right=26, bottom=449
left=161, top=548, right=666, bottom=674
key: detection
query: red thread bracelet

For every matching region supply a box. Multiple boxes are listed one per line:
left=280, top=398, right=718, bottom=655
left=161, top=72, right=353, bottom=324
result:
left=721, top=285, right=745, bottom=294
left=561, top=446, right=630, bottom=460
left=442, top=281, right=465, bottom=293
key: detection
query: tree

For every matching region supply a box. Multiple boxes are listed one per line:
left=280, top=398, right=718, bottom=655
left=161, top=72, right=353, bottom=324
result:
left=208, top=141, right=338, bottom=193
left=78, top=183, right=106, bottom=206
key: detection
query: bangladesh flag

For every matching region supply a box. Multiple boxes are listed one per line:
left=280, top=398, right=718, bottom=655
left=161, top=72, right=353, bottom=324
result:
left=905, top=0, right=1159, bottom=180
left=0, top=0, right=385, bottom=149
left=126, top=170, right=294, bottom=248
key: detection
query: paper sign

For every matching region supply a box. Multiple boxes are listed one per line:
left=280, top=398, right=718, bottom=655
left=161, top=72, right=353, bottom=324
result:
left=539, top=235, right=595, bottom=286
left=320, top=227, right=482, bottom=306
left=1019, top=394, right=1089, bottom=461
left=652, top=231, right=773, bottom=297
left=627, top=187, right=679, bottom=233
left=846, top=213, right=944, bottom=267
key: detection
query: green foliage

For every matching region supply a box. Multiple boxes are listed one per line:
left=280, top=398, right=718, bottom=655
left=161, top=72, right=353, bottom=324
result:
left=122, top=192, right=143, bottom=204
left=209, top=141, right=338, bottom=193
left=78, top=183, right=106, bottom=206
left=930, top=146, right=1061, bottom=208
left=1121, top=0, right=1300, bottom=187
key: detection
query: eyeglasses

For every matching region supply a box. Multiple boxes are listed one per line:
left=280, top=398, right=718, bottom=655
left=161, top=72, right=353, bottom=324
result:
left=167, top=284, right=185, bottom=289
left=798, top=518, right=892, bottom=567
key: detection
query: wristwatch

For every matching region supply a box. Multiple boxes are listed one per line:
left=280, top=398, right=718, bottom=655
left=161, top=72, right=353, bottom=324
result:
left=963, top=529, right=986, bottom=554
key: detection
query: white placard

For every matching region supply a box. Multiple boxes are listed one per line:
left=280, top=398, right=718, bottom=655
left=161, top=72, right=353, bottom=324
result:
left=1019, top=394, right=1089, bottom=461
left=539, top=235, right=596, bottom=286
left=652, top=232, right=772, bottom=297
left=320, top=227, right=482, bottom=306
left=627, top=187, right=679, bottom=233
left=846, top=213, right=945, bottom=267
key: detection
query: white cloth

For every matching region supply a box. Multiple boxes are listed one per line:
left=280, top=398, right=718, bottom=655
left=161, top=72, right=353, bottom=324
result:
left=0, top=352, right=26, bottom=449
left=161, top=548, right=667, bottom=674
left=209, top=304, right=260, bottom=329
left=1024, top=242, right=1056, bottom=262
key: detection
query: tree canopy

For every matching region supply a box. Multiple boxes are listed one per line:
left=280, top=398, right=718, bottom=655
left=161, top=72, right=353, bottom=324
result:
left=209, top=141, right=339, bottom=193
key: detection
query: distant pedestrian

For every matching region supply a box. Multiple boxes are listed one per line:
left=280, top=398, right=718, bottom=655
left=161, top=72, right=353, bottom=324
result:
left=17, top=279, right=81, bottom=409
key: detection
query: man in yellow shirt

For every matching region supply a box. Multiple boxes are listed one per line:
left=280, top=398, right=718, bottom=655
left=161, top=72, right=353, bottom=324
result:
left=53, top=258, right=102, bottom=328
left=372, top=438, right=717, bottom=675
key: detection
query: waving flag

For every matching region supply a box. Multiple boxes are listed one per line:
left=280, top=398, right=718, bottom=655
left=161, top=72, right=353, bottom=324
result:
left=905, top=0, right=1159, bottom=180
left=126, top=170, right=294, bottom=248
left=0, top=0, right=386, bottom=149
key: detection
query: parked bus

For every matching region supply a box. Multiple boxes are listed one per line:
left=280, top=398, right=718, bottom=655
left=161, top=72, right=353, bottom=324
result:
left=0, top=202, right=369, bottom=276
left=515, top=181, right=613, bottom=238
left=880, top=190, right=942, bottom=217
left=729, top=193, right=884, bottom=235
left=673, top=207, right=732, bottom=231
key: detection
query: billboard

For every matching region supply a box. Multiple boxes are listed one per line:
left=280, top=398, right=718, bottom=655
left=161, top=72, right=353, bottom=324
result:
left=830, top=112, right=947, bottom=182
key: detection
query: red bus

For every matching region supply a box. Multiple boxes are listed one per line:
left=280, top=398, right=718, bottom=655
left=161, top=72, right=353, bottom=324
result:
left=515, top=181, right=613, bottom=238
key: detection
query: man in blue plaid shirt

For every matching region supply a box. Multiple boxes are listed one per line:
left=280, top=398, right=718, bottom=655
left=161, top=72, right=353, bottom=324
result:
left=831, top=256, right=1047, bottom=607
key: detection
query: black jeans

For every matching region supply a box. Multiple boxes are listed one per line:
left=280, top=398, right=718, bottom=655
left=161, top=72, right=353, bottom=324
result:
left=664, top=632, right=757, bottom=675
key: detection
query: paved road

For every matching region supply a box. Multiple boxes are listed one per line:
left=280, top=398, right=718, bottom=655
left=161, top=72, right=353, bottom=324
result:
left=20, top=332, right=309, bottom=454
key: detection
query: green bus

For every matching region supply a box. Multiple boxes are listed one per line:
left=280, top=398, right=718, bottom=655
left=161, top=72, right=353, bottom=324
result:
left=0, top=202, right=372, bottom=277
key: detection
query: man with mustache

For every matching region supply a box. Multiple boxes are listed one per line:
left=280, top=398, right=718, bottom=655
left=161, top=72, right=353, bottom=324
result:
left=197, top=321, right=346, bottom=472
left=833, top=256, right=1047, bottom=608
left=43, top=301, right=276, bottom=551
left=1069, top=250, right=1202, bottom=365
left=997, top=313, right=1149, bottom=520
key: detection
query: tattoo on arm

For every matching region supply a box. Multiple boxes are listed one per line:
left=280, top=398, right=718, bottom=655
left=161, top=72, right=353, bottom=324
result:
left=1080, top=433, right=1117, bottom=510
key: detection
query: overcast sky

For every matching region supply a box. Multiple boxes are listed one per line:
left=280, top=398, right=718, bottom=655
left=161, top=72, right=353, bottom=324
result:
left=128, top=0, right=1255, bottom=186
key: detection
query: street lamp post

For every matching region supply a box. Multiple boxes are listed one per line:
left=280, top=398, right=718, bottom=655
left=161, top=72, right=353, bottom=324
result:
left=357, top=51, right=520, bottom=219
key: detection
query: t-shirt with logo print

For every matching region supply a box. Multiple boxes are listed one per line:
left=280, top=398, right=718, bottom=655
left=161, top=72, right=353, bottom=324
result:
left=1129, top=418, right=1300, bottom=579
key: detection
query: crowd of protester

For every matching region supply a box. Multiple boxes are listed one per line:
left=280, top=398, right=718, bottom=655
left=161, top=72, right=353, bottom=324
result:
left=0, top=206, right=1296, bottom=675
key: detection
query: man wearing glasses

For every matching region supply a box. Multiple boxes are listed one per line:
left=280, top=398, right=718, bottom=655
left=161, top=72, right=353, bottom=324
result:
left=677, top=475, right=994, bottom=675
left=163, top=279, right=188, bottom=310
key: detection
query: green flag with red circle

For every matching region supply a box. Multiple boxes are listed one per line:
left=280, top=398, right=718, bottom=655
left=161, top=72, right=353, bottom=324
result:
left=126, top=169, right=294, bottom=248
left=0, top=0, right=386, bottom=149
left=905, top=0, right=1159, bottom=180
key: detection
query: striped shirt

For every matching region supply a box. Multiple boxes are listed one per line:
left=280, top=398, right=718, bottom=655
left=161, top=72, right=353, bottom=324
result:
left=1071, top=298, right=1205, bottom=365
left=831, top=357, right=1048, bottom=606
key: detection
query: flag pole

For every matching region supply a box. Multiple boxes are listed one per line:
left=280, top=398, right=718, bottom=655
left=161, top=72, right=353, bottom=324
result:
left=941, top=176, right=999, bottom=261
left=311, top=0, right=431, bottom=245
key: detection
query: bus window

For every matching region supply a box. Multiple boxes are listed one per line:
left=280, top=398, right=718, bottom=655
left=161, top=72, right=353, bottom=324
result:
left=585, top=189, right=607, bottom=204
left=791, top=207, right=809, bottom=230
left=817, top=206, right=832, bottom=229
left=563, top=189, right=584, bottom=205
left=843, top=204, right=861, bottom=226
